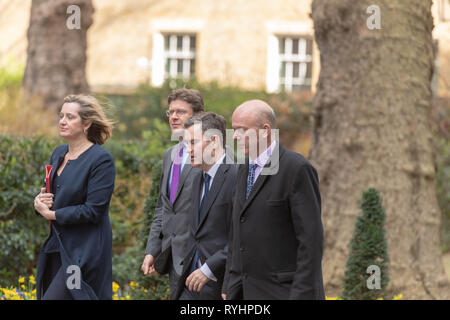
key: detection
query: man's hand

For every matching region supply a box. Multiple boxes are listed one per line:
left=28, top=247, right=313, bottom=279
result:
left=141, top=254, right=159, bottom=276
left=221, top=293, right=227, bottom=300
left=185, top=268, right=210, bottom=292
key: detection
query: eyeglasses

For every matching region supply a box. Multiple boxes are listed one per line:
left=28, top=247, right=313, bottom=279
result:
left=166, top=109, right=188, bottom=117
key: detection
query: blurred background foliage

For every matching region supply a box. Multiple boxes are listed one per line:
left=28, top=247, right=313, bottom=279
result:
left=0, top=60, right=448, bottom=299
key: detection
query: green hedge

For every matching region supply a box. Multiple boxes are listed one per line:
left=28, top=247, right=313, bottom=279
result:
left=0, top=136, right=56, bottom=286
left=100, top=78, right=313, bottom=148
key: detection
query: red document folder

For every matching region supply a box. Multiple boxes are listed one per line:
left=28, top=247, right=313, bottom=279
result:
left=45, top=165, right=52, bottom=232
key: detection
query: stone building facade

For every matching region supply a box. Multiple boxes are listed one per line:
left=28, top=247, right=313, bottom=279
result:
left=1, top=0, right=449, bottom=96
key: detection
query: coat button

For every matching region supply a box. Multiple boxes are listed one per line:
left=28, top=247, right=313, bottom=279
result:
left=242, top=273, right=248, bottom=279
left=240, top=217, right=245, bottom=223
left=240, top=246, right=245, bottom=252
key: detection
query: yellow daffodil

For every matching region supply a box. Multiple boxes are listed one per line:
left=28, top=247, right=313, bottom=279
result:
left=393, top=293, right=403, bottom=300
left=18, top=277, right=25, bottom=284
left=112, top=281, right=120, bottom=293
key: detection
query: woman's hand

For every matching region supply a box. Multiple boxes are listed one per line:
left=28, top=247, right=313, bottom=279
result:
left=34, top=188, right=56, bottom=220
left=36, top=188, right=54, bottom=209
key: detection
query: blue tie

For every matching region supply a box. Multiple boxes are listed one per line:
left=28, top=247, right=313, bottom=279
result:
left=198, top=173, right=211, bottom=222
left=246, top=164, right=257, bottom=200
left=190, top=173, right=211, bottom=274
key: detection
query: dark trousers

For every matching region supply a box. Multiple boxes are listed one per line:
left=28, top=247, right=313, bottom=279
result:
left=168, top=266, right=181, bottom=298
left=42, top=252, right=73, bottom=300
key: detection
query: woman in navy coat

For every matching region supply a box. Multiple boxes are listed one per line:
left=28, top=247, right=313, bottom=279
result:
left=34, top=94, right=116, bottom=300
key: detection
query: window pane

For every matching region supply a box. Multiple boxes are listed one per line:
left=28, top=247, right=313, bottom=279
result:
left=177, top=59, right=183, bottom=73
left=279, top=37, right=285, bottom=54
left=177, top=36, right=183, bottom=51
left=165, top=59, right=170, bottom=73
left=190, top=35, right=196, bottom=52
left=306, top=62, right=312, bottom=78
left=164, top=35, right=169, bottom=51
left=280, top=61, right=286, bottom=77
left=293, top=62, right=299, bottom=77
left=306, top=39, right=313, bottom=56
left=292, top=38, right=299, bottom=54
left=190, top=59, right=195, bottom=75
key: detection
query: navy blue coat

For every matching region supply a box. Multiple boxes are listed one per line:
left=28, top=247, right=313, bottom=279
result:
left=35, top=143, right=115, bottom=300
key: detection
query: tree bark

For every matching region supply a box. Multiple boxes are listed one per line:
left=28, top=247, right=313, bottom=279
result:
left=310, top=0, right=449, bottom=299
left=23, top=0, right=93, bottom=111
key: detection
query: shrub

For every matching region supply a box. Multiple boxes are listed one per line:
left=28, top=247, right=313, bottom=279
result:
left=0, top=135, right=58, bottom=286
left=100, top=78, right=313, bottom=151
left=342, top=188, right=389, bottom=300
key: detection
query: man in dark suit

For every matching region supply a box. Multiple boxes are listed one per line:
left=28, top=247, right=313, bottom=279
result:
left=141, top=88, right=204, bottom=295
left=172, top=112, right=237, bottom=300
left=224, top=99, right=325, bottom=300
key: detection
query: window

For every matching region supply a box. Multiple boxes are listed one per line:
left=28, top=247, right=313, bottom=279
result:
left=163, top=34, right=196, bottom=79
left=278, top=36, right=313, bottom=92
left=438, top=0, right=450, bottom=22
left=151, top=19, right=204, bottom=87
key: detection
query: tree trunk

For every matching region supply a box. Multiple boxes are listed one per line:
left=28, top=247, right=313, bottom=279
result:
left=310, top=0, right=449, bottom=299
left=23, top=0, right=93, bottom=111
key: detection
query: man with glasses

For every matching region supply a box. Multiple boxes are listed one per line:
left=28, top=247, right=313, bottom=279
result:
left=141, top=88, right=204, bottom=296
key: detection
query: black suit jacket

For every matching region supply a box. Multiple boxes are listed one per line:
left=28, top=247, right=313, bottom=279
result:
left=225, top=142, right=325, bottom=300
left=172, top=159, right=238, bottom=299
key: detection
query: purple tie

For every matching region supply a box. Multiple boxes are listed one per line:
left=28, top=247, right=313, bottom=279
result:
left=170, top=147, right=183, bottom=203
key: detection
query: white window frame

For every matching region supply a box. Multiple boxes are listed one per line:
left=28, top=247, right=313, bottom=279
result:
left=266, top=21, right=314, bottom=93
left=278, top=36, right=313, bottom=92
left=164, top=34, right=196, bottom=79
left=438, top=0, right=450, bottom=22
left=151, top=19, right=204, bottom=87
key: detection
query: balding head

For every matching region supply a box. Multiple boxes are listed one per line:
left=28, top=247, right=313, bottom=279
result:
left=232, top=99, right=277, bottom=158
left=233, top=100, right=276, bottom=129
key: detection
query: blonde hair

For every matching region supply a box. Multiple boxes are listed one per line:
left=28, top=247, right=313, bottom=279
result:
left=62, top=94, right=114, bottom=145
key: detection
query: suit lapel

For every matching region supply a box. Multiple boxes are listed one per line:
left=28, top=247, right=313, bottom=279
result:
left=239, top=143, right=284, bottom=217
left=233, top=161, right=248, bottom=215
left=196, top=164, right=228, bottom=234
left=161, top=145, right=176, bottom=200
left=173, top=163, right=192, bottom=204
left=163, top=143, right=189, bottom=204
left=191, top=173, right=202, bottom=234
left=239, top=170, right=269, bottom=217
